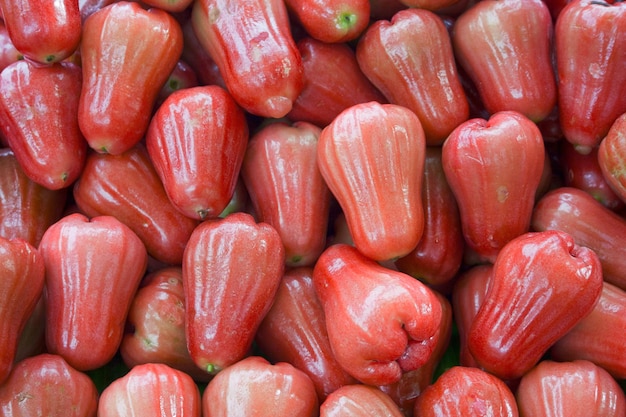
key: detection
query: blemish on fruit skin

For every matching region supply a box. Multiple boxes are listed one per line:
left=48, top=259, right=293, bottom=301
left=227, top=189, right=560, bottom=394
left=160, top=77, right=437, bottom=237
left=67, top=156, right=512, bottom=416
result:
left=497, top=185, right=509, bottom=203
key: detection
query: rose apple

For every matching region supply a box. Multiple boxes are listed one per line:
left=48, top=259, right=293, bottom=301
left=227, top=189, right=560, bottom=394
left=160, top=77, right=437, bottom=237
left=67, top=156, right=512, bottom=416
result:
left=413, top=366, right=519, bottom=416
left=0, top=148, right=67, bottom=247
left=255, top=267, right=357, bottom=401
left=0, top=0, right=81, bottom=64
left=202, top=356, right=318, bottom=417
left=72, top=144, right=199, bottom=265
left=555, top=0, right=626, bottom=154
left=550, top=281, right=626, bottom=379
left=312, top=244, right=443, bottom=386
left=0, top=22, right=21, bottom=71
left=532, top=186, right=626, bottom=291
left=516, top=359, right=626, bottom=416
left=598, top=112, right=626, bottom=204
left=282, top=0, right=370, bottom=43
left=0, top=354, right=98, bottom=417
left=191, top=0, right=304, bottom=118
left=242, top=120, right=331, bottom=267
left=98, top=363, right=201, bottom=417
left=317, top=101, right=426, bottom=261
left=320, top=385, right=404, bottom=417
left=78, top=1, right=183, bottom=154
left=356, top=8, right=469, bottom=145
left=154, top=60, right=200, bottom=110
left=452, top=0, right=557, bottom=122
left=395, top=146, right=464, bottom=290
left=0, top=236, right=45, bottom=385
left=442, top=110, right=545, bottom=263
left=146, top=85, right=249, bottom=221
left=467, top=230, right=603, bottom=381
left=39, top=213, right=148, bottom=371
left=180, top=17, right=227, bottom=89
left=121, top=267, right=211, bottom=382
left=287, top=36, right=386, bottom=128
left=0, top=60, right=86, bottom=190
left=182, top=212, right=285, bottom=375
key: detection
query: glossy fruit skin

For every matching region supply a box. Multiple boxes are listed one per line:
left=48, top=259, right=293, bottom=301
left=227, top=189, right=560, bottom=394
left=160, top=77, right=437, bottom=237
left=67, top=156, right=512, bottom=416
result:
left=255, top=267, right=357, bottom=401
left=442, top=110, right=545, bottom=263
left=598, top=112, right=626, bottom=204
left=0, top=353, right=98, bottom=417
left=532, top=186, right=626, bottom=291
left=242, top=121, right=331, bottom=267
left=98, top=363, right=201, bottom=417
left=0, top=60, right=86, bottom=190
left=287, top=36, right=386, bottom=128
left=182, top=212, right=285, bottom=375
left=395, top=146, right=464, bottom=289
left=356, top=8, right=469, bottom=145
left=73, top=144, right=199, bottom=265
left=317, top=101, right=426, bottom=262
left=516, top=359, right=626, bottom=417
left=78, top=1, right=183, bottom=155
left=559, top=139, right=625, bottom=212
left=312, top=244, right=443, bottom=387
left=202, top=356, right=319, bottom=417
left=452, top=0, right=556, bottom=123
left=120, top=267, right=210, bottom=382
left=550, top=281, right=626, bottom=379
left=413, top=366, right=519, bottom=417
left=0, top=148, right=67, bottom=247
left=467, top=230, right=603, bottom=381
left=0, top=0, right=81, bottom=64
left=191, top=0, right=304, bottom=119
left=320, top=385, right=405, bottom=417
left=146, top=85, right=249, bottom=221
left=154, top=60, right=200, bottom=110
left=283, top=0, right=370, bottom=43
left=555, top=0, right=626, bottom=154
left=39, top=213, right=148, bottom=371
left=0, top=237, right=45, bottom=385
left=0, top=22, right=22, bottom=71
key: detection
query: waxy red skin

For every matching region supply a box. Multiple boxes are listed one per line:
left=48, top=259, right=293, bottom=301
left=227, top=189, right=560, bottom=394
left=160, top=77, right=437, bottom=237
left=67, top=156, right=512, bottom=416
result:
left=532, top=186, right=626, bottom=291
left=451, top=264, right=493, bottom=369
left=0, top=0, right=81, bottom=64
left=550, top=281, right=626, bottom=379
left=0, top=354, right=98, bottom=417
left=395, top=146, right=464, bottom=290
left=320, top=385, right=405, bottom=417
left=442, top=111, right=545, bottom=263
left=121, top=267, right=211, bottom=383
left=0, top=22, right=21, bottom=72
left=555, top=0, right=626, bottom=154
left=146, top=85, right=249, bottom=221
left=39, top=213, right=148, bottom=371
left=242, top=121, right=331, bottom=267
left=0, top=148, right=67, bottom=247
left=317, top=101, right=426, bottom=262
left=255, top=267, right=357, bottom=401
left=0, top=237, right=45, bottom=385
left=73, top=145, right=199, bottom=265
left=78, top=1, right=184, bottom=155
left=467, top=230, right=603, bottom=381
left=287, top=37, right=387, bottom=128
left=98, top=363, right=201, bottom=417
left=413, top=366, right=519, bottom=417
left=398, top=0, right=463, bottom=10
left=516, top=359, right=626, bottom=417
left=182, top=212, right=285, bottom=375
left=560, top=139, right=625, bottom=212
left=452, top=0, right=557, bottom=123
left=202, top=356, right=318, bottom=417
left=191, top=0, right=304, bottom=119
left=154, top=60, right=200, bottom=111
left=180, top=17, right=227, bottom=89
left=356, top=8, right=469, bottom=145
left=0, top=60, right=86, bottom=190
left=378, top=291, right=453, bottom=415
left=598, top=112, right=626, bottom=204
left=312, top=244, right=443, bottom=387
left=282, top=0, right=370, bottom=43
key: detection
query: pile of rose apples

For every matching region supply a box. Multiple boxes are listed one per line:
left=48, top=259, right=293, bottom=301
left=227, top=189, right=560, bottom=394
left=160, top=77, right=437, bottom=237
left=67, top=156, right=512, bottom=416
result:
left=0, top=0, right=625, bottom=415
